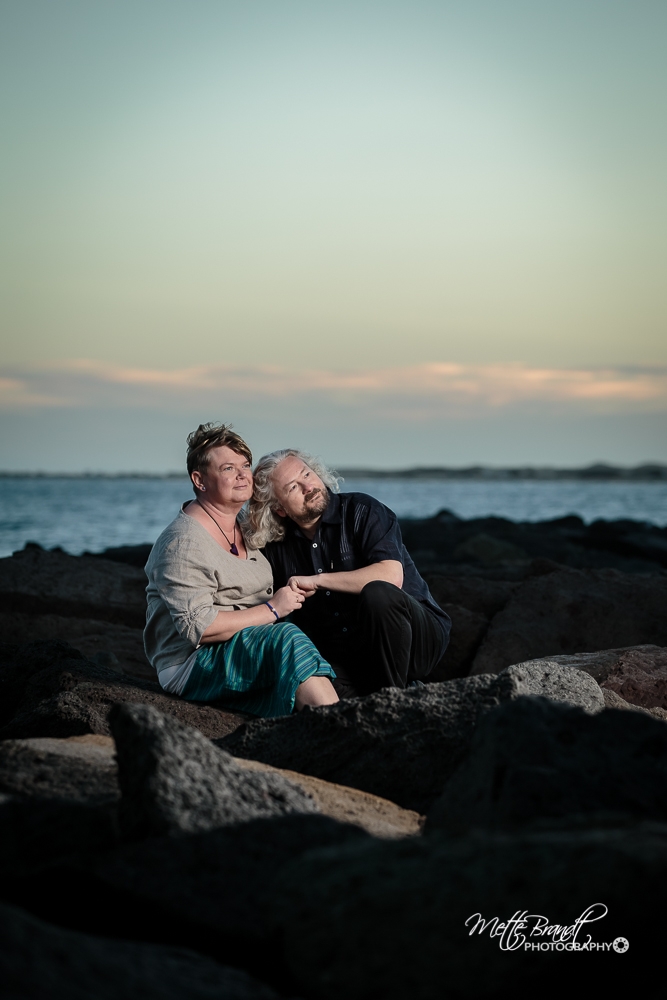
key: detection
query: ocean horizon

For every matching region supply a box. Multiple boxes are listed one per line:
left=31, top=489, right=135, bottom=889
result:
left=1, top=462, right=666, bottom=481
left=1, top=473, right=666, bottom=559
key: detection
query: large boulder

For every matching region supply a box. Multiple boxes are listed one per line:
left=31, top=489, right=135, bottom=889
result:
left=0, top=901, right=287, bottom=1000
left=470, top=569, right=667, bottom=675
left=581, top=517, right=667, bottom=569
left=82, top=814, right=368, bottom=983
left=238, top=759, right=422, bottom=839
left=402, top=510, right=667, bottom=574
left=496, top=660, right=603, bottom=713
left=0, top=610, right=154, bottom=681
left=427, top=697, right=667, bottom=833
left=0, top=546, right=147, bottom=627
left=271, top=825, right=665, bottom=998
left=2, top=816, right=367, bottom=990
left=0, top=796, right=118, bottom=879
left=452, top=532, right=527, bottom=565
left=424, top=575, right=522, bottom=679
left=0, top=734, right=122, bottom=879
left=0, top=736, right=118, bottom=804
left=423, top=574, right=520, bottom=617
left=0, top=732, right=420, bottom=840
left=0, top=640, right=245, bottom=740
left=88, top=542, right=154, bottom=567
left=428, top=603, right=489, bottom=681
left=110, top=703, right=319, bottom=837
left=220, top=662, right=603, bottom=812
left=601, top=687, right=662, bottom=717
left=506, top=645, right=667, bottom=711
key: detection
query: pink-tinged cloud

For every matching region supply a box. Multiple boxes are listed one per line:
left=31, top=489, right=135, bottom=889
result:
left=0, top=376, right=71, bottom=409
left=1, top=360, right=666, bottom=413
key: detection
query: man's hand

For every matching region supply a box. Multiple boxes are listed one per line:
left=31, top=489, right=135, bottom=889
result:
left=287, top=575, right=319, bottom=597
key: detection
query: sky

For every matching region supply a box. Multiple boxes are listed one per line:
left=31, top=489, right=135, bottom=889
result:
left=1, top=0, right=666, bottom=471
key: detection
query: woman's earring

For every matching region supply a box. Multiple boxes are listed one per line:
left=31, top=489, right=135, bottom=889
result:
left=200, top=486, right=206, bottom=491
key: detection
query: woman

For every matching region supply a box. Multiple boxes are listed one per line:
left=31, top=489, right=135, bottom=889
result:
left=144, top=423, right=339, bottom=716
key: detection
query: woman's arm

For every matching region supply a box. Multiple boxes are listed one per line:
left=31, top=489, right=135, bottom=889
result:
left=149, top=533, right=304, bottom=649
left=200, top=585, right=306, bottom=643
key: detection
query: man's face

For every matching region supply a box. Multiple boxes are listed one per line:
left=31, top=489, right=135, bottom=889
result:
left=271, top=455, right=328, bottom=524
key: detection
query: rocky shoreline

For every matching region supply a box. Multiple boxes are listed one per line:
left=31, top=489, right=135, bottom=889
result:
left=1, top=512, right=666, bottom=996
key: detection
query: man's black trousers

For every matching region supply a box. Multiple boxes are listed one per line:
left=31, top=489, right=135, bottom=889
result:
left=325, top=580, right=446, bottom=698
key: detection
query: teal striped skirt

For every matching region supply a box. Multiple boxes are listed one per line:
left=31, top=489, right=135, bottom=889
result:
left=181, top=622, right=336, bottom=718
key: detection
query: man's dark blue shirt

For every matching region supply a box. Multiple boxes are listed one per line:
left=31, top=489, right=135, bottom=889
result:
left=262, top=491, right=451, bottom=664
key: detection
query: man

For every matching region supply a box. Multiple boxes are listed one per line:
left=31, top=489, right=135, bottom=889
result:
left=247, top=449, right=451, bottom=698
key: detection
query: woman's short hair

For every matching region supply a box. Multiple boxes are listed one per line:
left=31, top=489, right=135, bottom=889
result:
left=186, top=423, right=252, bottom=490
left=245, top=449, right=341, bottom=549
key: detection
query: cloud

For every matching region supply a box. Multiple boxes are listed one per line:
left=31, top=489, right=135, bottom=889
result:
left=0, top=376, right=72, bottom=409
left=1, top=359, right=666, bottom=416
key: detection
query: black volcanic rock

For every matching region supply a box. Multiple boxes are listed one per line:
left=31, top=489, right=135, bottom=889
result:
left=0, top=640, right=245, bottom=741
left=0, top=901, right=286, bottom=1000
left=452, top=532, right=528, bottom=564
left=110, top=703, right=319, bottom=837
left=271, top=825, right=665, bottom=999
left=0, top=610, right=154, bottom=681
left=0, top=546, right=147, bottom=627
left=470, top=569, right=667, bottom=675
left=423, top=574, right=520, bottom=617
left=400, top=511, right=667, bottom=575
left=583, top=518, right=667, bottom=567
left=223, top=680, right=500, bottom=812
left=0, top=735, right=121, bottom=878
left=81, top=815, right=368, bottom=976
left=427, top=696, right=667, bottom=832
left=88, top=542, right=154, bottom=567
left=428, top=602, right=489, bottom=680
left=220, top=662, right=603, bottom=811
left=0, top=737, right=118, bottom=804
left=0, top=797, right=118, bottom=879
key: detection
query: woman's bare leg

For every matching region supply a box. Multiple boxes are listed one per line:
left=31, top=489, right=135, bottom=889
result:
left=294, top=676, right=339, bottom=710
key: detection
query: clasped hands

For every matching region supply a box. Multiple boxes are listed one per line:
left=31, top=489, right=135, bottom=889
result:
left=265, top=575, right=320, bottom=619
left=287, top=574, right=320, bottom=598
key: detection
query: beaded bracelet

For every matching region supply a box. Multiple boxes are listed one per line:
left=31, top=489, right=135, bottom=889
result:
left=266, top=602, right=280, bottom=621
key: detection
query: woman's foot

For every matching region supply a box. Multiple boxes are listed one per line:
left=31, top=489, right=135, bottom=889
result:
left=294, top=676, right=339, bottom=710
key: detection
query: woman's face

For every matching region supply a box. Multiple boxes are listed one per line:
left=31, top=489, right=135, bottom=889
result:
left=194, top=445, right=253, bottom=506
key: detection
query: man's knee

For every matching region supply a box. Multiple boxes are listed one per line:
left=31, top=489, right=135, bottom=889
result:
left=359, top=579, right=404, bottom=615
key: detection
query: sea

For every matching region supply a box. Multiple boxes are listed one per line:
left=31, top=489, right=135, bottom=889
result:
left=1, top=476, right=666, bottom=559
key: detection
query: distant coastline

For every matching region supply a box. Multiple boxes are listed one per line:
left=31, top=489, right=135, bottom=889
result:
left=1, top=463, right=666, bottom=481
left=337, top=463, right=667, bottom=482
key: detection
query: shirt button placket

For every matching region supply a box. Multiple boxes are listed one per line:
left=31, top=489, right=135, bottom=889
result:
left=311, top=539, right=324, bottom=575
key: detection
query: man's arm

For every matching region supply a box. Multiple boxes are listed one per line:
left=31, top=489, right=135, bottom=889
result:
left=288, top=559, right=404, bottom=596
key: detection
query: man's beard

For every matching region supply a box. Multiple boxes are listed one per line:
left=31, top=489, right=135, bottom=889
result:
left=292, top=488, right=328, bottom=523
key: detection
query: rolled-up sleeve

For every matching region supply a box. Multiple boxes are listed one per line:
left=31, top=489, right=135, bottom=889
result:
left=148, top=536, right=220, bottom=647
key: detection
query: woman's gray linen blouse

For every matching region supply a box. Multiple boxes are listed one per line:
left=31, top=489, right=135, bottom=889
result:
left=144, top=509, right=274, bottom=677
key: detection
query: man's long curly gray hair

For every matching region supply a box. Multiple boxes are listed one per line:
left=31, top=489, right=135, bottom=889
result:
left=245, top=449, right=341, bottom=549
